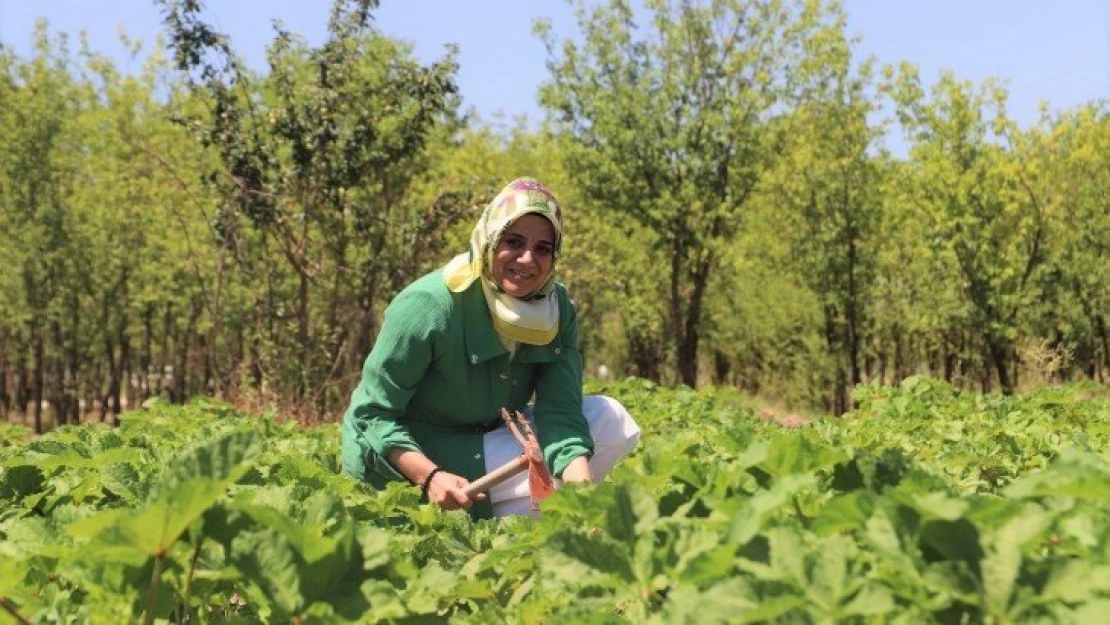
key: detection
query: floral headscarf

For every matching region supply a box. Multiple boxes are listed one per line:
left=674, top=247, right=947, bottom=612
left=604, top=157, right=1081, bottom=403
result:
left=443, top=178, right=563, bottom=345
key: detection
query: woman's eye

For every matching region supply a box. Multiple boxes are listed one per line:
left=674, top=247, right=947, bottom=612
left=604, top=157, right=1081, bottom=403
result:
left=502, top=235, right=553, bottom=257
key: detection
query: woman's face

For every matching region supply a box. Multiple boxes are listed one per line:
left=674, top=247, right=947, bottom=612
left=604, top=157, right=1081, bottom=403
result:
left=492, top=213, right=556, bottom=297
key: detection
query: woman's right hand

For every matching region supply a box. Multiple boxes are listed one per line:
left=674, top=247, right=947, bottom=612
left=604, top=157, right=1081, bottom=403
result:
left=425, top=470, right=485, bottom=510
left=387, top=448, right=486, bottom=512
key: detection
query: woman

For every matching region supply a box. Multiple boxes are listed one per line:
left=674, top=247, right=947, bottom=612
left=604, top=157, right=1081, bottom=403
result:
left=341, top=178, right=641, bottom=519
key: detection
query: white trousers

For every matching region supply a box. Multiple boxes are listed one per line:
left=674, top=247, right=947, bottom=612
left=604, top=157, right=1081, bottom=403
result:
left=482, top=394, right=642, bottom=518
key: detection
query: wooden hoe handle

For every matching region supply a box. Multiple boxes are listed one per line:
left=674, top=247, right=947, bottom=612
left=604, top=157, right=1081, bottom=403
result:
left=462, top=455, right=529, bottom=498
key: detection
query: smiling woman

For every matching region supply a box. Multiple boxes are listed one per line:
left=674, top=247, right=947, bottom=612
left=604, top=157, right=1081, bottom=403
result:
left=340, top=178, right=641, bottom=519
left=492, top=214, right=556, bottom=298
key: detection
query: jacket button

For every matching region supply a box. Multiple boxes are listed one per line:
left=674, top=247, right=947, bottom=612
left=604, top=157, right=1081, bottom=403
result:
left=499, top=372, right=508, bottom=380
left=470, top=354, right=478, bottom=363
left=553, top=347, right=561, bottom=355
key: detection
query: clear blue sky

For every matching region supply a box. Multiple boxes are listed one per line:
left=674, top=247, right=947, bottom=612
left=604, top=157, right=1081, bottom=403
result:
left=1, top=0, right=1106, bottom=140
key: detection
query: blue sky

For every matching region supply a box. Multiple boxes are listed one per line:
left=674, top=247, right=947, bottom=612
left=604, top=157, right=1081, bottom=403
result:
left=1, top=0, right=1106, bottom=143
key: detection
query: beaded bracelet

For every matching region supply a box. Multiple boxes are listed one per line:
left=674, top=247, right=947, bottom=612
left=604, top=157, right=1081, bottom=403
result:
left=420, top=467, right=443, bottom=501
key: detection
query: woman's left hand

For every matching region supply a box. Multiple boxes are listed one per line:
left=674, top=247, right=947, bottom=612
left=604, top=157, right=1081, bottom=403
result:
left=560, top=455, right=592, bottom=483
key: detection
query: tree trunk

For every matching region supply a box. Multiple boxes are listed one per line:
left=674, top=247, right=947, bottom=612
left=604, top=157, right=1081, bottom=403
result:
left=25, top=269, right=44, bottom=432
left=174, top=302, right=199, bottom=402
left=742, top=350, right=762, bottom=395
left=711, top=350, right=731, bottom=386
left=325, top=234, right=349, bottom=396
left=234, top=321, right=245, bottom=383
left=352, top=269, right=382, bottom=390
left=103, top=322, right=120, bottom=422
left=199, top=331, right=211, bottom=396
left=251, top=301, right=265, bottom=389
left=141, top=304, right=153, bottom=402
left=987, top=337, right=1014, bottom=395
left=115, top=331, right=129, bottom=423
left=942, top=333, right=958, bottom=383
left=0, top=328, right=8, bottom=416
left=677, top=251, right=713, bottom=388
left=824, top=304, right=849, bottom=415
left=353, top=304, right=377, bottom=385
left=845, top=218, right=862, bottom=388
left=14, top=346, right=28, bottom=423
left=50, top=320, right=69, bottom=427
left=669, top=242, right=685, bottom=383
left=297, top=268, right=311, bottom=401
left=876, top=339, right=887, bottom=385
left=98, top=348, right=110, bottom=423
left=834, top=365, right=848, bottom=416
left=87, top=358, right=101, bottom=421
left=160, top=303, right=173, bottom=399
left=1096, top=314, right=1109, bottom=384
left=67, top=292, right=81, bottom=424
left=208, top=226, right=229, bottom=398
left=979, top=345, right=994, bottom=394
left=892, top=327, right=905, bottom=384
left=32, top=328, right=44, bottom=434
left=628, top=329, right=663, bottom=383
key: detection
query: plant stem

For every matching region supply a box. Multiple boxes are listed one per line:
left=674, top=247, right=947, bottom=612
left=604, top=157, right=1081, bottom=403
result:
left=143, top=552, right=166, bottom=625
left=0, top=596, right=32, bottom=625
left=181, top=538, right=204, bottom=623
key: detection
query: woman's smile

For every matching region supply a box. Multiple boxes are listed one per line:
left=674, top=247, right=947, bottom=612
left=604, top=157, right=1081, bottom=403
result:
left=493, top=214, right=556, bottom=297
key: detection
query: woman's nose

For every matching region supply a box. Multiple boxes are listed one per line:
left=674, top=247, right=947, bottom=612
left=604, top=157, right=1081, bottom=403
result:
left=518, top=248, right=535, bottom=264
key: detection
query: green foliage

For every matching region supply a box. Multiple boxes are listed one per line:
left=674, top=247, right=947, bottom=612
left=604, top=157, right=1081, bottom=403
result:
left=883, top=66, right=1051, bottom=394
left=539, top=0, right=848, bottom=386
left=2, top=379, right=1108, bottom=622
left=2, top=0, right=1109, bottom=427
left=158, top=0, right=465, bottom=405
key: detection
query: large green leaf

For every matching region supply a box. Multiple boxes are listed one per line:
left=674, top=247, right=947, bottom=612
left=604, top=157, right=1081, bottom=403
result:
left=980, top=506, right=1051, bottom=619
left=232, top=527, right=305, bottom=617
left=759, top=434, right=849, bottom=478
left=727, top=475, right=814, bottom=544
left=542, top=530, right=635, bottom=586
left=658, top=579, right=760, bottom=623
left=67, top=430, right=261, bottom=557
left=1004, top=453, right=1110, bottom=500
left=604, top=482, right=659, bottom=545
left=812, top=491, right=875, bottom=536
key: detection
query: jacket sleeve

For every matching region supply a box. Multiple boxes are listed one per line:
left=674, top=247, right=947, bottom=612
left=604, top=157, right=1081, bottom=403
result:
left=345, top=288, right=445, bottom=483
left=532, top=289, right=593, bottom=477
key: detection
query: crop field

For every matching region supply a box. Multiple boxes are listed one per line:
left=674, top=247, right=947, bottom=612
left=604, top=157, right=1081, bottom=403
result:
left=2, top=377, right=1109, bottom=623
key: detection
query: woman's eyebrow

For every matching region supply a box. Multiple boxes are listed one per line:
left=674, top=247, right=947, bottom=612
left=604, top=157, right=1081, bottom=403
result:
left=505, top=232, right=554, bottom=247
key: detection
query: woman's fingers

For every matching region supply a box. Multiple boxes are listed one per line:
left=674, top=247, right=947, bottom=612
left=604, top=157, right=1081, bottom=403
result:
left=449, top=485, right=472, bottom=508
left=429, top=471, right=485, bottom=510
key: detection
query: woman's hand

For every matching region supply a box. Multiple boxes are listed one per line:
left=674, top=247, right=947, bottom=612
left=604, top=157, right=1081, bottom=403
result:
left=388, top=448, right=484, bottom=511
left=425, top=470, right=485, bottom=511
left=560, top=455, right=593, bottom=484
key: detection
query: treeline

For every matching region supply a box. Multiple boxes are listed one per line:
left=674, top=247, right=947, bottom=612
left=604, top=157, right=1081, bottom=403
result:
left=0, top=0, right=1106, bottom=431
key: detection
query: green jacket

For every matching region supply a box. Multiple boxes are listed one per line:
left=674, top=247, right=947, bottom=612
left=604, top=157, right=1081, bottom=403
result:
left=340, top=269, right=592, bottom=519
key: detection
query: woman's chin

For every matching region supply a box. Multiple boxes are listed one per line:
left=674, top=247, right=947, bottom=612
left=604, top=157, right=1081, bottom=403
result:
left=499, top=281, right=537, bottom=298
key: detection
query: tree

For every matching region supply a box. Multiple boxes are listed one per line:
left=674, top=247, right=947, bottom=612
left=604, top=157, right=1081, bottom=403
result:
left=0, top=25, right=84, bottom=431
left=158, top=0, right=463, bottom=407
left=539, top=0, right=846, bottom=386
left=765, top=28, right=884, bottom=413
left=1033, top=105, right=1110, bottom=381
left=886, top=66, right=1048, bottom=394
